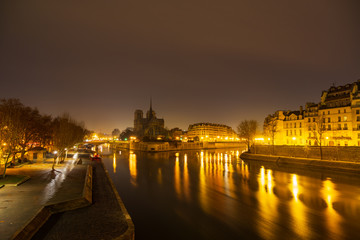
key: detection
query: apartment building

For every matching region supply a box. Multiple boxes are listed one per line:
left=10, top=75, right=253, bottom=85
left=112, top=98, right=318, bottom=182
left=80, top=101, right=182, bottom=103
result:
left=187, top=123, right=239, bottom=142
left=264, top=80, right=360, bottom=146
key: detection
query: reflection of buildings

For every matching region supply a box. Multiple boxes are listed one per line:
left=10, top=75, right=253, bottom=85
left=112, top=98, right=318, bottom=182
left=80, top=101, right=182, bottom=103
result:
left=264, top=80, right=360, bottom=146
left=134, top=100, right=166, bottom=140
left=187, top=123, right=239, bottom=142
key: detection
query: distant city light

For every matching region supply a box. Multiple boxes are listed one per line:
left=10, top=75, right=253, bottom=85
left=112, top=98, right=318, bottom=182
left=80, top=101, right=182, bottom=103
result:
left=255, top=138, right=264, bottom=141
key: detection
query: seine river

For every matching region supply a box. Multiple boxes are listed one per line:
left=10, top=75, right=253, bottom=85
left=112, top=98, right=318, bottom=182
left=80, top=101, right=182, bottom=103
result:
left=102, top=148, right=360, bottom=240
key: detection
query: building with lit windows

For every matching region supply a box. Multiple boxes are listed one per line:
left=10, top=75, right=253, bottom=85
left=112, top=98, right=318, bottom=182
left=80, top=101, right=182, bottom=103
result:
left=187, top=123, right=239, bottom=142
left=264, top=80, right=360, bottom=146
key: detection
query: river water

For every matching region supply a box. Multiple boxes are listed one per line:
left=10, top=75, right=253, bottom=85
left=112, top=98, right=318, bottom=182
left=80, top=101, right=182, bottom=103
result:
left=102, top=148, right=360, bottom=240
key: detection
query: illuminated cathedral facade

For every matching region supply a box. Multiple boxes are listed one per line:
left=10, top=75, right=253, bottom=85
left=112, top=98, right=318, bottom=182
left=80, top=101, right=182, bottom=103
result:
left=134, top=100, right=166, bottom=140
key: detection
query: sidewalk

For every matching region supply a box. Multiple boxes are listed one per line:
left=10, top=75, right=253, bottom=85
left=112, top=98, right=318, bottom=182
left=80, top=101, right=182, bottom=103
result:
left=32, top=161, right=134, bottom=240
left=0, top=160, right=87, bottom=240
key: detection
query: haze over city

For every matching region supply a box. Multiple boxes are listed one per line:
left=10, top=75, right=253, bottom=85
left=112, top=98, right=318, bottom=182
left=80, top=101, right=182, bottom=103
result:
left=1, top=0, right=359, bottom=133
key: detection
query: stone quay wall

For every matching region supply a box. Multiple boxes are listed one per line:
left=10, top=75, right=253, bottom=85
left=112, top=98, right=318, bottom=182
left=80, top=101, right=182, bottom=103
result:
left=116, top=141, right=246, bottom=152
left=251, top=145, right=360, bottom=162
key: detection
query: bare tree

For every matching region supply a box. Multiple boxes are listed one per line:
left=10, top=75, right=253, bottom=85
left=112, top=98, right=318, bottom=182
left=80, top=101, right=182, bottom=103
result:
left=237, top=120, right=258, bottom=152
left=263, top=114, right=278, bottom=154
left=119, top=127, right=135, bottom=141
left=37, top=114, right=53, bottom=148
left=0, top=99, right=24, bottom=178
left=51, top=114, right=86, bottom=170
left=111, top=128, right=121, bottom=138
left=17, top=107, right=43, bottom=162
left=311, top=115, right=327, bottom=160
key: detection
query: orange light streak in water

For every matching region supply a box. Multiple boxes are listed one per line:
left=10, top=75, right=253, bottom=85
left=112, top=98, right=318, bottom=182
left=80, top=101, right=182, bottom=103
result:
left=322, top=178, right=342, bottom=238
left=113, top=153, right=116, bottom=173
left=256, top=166, right=278, bottom=239
left=129, top=151, right=137, bottom=186
left=174, top=153, right=181, bottom=198
left=183, top=153, right=190, bottom=201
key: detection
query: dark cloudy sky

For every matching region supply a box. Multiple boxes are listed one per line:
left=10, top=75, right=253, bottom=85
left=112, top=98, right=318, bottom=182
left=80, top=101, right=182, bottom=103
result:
left=1, top=0, right=359, bottom=133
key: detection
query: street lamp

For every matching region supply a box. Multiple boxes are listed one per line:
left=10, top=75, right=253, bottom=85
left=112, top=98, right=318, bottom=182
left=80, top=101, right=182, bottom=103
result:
left=292, top=137, right=296, bottom=146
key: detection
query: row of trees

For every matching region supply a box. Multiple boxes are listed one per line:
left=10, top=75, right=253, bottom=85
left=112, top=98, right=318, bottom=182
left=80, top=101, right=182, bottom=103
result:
left=0, top=99, right=88, bottom=178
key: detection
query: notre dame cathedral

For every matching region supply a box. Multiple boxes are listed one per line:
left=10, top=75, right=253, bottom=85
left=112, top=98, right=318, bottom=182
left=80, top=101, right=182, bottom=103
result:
left=134, top=100, right=167, bottom=140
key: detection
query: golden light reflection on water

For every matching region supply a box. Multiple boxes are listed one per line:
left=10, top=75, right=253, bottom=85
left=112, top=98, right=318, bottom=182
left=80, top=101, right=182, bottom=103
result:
left=110, top=149, right=360, bottom=239
left=174, top=153, right=181, bottom=197
left=256, top=166, right=278, bottom=240
left=192, top=151, right=240, bottom=215
left=290, top=174, right=310, bottom=239
left=322, top=178, right=342, bottom=238
left=183, top=153, right=190, bottom=201
left=113, top=153, right=117, bottom=173
left=129, top=151, right=137, bottom=186
left=292, top=174, right=299, bottom=201
left=100, top=147, right=360, bottom=240
left=199, top=151, right=209, bottom=212
left=174, top=153, right=190, bottom=201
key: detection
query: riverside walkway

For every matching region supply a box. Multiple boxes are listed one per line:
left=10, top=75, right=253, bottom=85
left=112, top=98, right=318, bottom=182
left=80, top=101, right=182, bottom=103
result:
left=0, top=159, right=133, bottom=240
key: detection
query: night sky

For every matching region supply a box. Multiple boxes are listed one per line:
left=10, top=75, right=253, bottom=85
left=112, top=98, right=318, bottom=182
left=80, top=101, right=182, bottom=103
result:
left=1, top=0, right=359, bottom=133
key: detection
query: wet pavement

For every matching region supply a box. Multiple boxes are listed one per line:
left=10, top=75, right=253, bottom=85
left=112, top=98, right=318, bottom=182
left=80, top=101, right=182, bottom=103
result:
left=32, top=160, right=130, bottom=240
left=0, top=160, right=86, bottom=240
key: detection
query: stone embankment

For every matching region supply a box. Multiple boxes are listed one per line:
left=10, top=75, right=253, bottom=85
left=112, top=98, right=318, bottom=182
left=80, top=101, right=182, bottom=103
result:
left=115, top=141, right=246, bottom=152
left=31, top=160, right=134, bottom=240
left=251, top=145, right=360, bottom=162
left=241, top=152, right=360, bottom=174
left=4, top=159, right=134, bottom=240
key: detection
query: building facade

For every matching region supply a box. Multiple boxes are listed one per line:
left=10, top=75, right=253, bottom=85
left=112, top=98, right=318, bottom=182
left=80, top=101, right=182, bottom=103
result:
left=264, top=80, right=360, bottom=146
left=187, top=123, right=239, bottom=142
left=134, top=101, right=166, bottom=140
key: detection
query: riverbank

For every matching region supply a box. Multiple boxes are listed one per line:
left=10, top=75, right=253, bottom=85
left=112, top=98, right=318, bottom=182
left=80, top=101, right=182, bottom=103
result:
left=0, top=159, right=134, bottom=240
left=115, top=141, right=246, bottom=152
left=240, top=152, right=360, bottom=174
